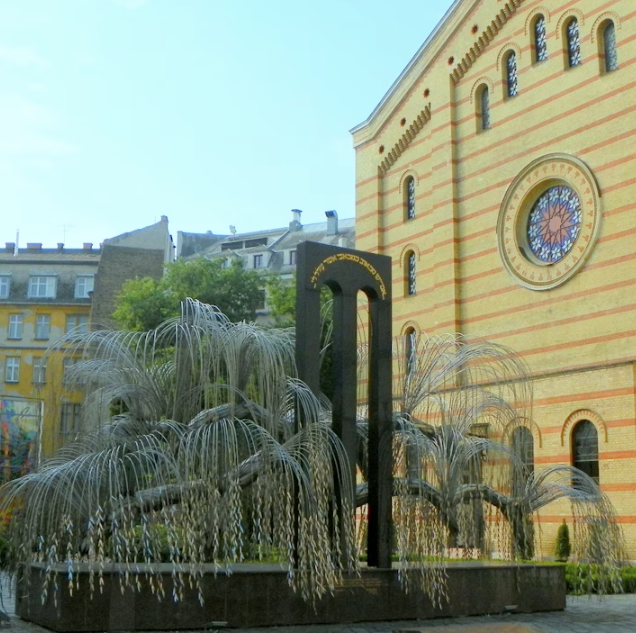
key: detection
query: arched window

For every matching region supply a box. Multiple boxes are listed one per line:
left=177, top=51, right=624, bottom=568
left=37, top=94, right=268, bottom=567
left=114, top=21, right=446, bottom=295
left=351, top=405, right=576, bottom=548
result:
left=566, top=18, right=581, bottom=68
left=511, top=427, right=534, bottom=494
left=505, top=51, right=518, bottom=97
left=404, top=327, right=417, bottom=377
left=405, top=251, right=416, bottom=296
left=602, top=21, right=618, bottom=72
left=533, top=14, right=548, bottom=63
left=478, top=85, right=490, bottom=131
left=572, top=420, right=599, bottom=483
left=404, top=175, right=416, bottom=220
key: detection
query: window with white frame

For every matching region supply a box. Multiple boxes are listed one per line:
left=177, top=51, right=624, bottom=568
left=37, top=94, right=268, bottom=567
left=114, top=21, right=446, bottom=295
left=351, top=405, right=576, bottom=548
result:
left=8, top=314, right=23, bottom=339
left=33, top=357, right=46, bottom=384
left=35, top=315, right=51, bottom=340
left=253, top=254, right=263, bottom=269
left=75, top=275, right=95, bottom=299
left=5, top=357, right=20, bottom=383
left=66, top=315, right=89, bottom=334
left=60, top=402, right=82, bottom=435
left=0, top=275, right=10, bottom=299
left=29, top=276, right=56, bottom=298
left=289, top=250, right=297, bottom=265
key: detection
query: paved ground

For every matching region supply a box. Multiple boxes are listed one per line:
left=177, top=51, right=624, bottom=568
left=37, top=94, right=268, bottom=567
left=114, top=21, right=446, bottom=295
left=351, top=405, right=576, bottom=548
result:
left=2, top=574, right=636, bottom=633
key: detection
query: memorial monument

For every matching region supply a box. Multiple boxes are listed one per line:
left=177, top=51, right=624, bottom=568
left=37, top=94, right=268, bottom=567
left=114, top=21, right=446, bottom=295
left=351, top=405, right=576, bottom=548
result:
left=0, top=243, right=623, bottom=631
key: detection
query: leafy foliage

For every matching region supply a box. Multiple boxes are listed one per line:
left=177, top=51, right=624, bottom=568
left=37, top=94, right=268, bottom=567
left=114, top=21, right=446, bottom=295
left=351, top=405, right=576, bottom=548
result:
left=113, top=258, right=264, bottom=331
left=556, top=520, right=571, bottom=562
left=265, top=274, right=297, bottom=327
left=566, top=563, right=633, bottom=594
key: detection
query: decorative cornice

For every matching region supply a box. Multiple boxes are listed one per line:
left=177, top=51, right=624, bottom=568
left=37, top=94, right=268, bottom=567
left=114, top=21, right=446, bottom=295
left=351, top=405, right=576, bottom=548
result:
left=378, top=105, right=431, bottom=175
left=350, top=0, right=469, bottom=140
left=451, top=0, right=525, bottom=84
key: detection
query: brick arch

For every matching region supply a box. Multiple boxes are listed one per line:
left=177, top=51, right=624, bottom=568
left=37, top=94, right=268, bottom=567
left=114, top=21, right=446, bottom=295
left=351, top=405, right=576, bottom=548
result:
left=503, top=417, right=543, bottom=449
left=496, top=42, right=522, bottom=72
left=398, top=169, right=420, bottom=194
left=590, top=12, right=622, bottom=44
left=561, top=409, right=608, bottom=447
left=524, top=6, right=551, bottom=37
left=400, top=320, right=421, bottom=336
left=399, top=243, right=421, bottom=264
left=556, top=9, right=585, bottom=40
left=470, top=76, right=495, bottom=105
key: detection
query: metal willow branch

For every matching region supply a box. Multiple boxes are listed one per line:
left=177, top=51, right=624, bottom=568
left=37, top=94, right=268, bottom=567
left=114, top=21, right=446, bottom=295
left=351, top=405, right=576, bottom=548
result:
left=0, top=300, right=626, bottom=607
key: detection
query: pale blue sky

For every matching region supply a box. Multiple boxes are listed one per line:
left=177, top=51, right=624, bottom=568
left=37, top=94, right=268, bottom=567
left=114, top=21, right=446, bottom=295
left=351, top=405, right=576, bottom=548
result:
left=0, top=0, right=454, bottom=249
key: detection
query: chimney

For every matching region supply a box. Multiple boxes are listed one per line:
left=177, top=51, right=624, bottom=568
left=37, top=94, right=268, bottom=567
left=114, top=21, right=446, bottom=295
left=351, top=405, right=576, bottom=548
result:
left=161, top=215, right=168, bottom=223
left=289, top=209, right=302, bottom=232
left=5, top=242, right=15, bottom=253
left=325, top=210, right=338, bottom=236
left=26, top=243, right=42, bottom=251
left=83, top=242, right=93, bottom=251
left=57, top=243, right=64, bottom=251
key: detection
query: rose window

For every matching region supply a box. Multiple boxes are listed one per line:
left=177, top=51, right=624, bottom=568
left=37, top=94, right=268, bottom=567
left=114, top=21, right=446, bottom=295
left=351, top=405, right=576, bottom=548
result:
left=527, top=186, right=582, bottom=263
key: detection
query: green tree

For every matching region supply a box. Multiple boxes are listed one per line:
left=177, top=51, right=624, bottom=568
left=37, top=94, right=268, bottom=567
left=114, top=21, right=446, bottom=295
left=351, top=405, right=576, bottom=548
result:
left=265, top=274, right=297, bottom=327
left=111, top=277, right=174, bottom=332
left=113, top=258, right=264, bottom=331
left=555, top=520, right=571, bottom=562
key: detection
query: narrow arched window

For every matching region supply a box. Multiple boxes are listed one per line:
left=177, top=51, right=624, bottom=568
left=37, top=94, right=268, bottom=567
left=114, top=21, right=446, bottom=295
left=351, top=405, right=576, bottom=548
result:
left=479, top=85, right=490, bottom=131
left=534, top=14, right=548, bottom=63
left=566, top=18, right=581, bottom=67
left=603, top=21, right=618, bottom=72
left=512, top=427, right=534, bottom=495
left=404, top=175, right=416, bottom=220
left=406, top=251, right=416, bottom=296
left=572, top=420, right=599, bottom=483
left=505, top=51, right=518, bottom=97
left=405, top=327, right=417, bottom=377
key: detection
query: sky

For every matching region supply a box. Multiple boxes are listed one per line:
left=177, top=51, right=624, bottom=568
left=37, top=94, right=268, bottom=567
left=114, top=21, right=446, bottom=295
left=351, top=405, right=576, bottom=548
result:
left=0, top=0, right=455, bottom=249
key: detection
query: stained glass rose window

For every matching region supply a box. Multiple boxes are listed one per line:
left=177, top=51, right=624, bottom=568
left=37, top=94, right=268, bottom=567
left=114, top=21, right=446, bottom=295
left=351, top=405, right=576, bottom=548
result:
left=527, top=186, right=582, bottom=263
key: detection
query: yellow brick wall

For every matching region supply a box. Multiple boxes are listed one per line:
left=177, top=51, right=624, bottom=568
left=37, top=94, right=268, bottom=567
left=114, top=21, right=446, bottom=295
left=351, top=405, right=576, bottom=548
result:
left=353, top=0, right=636, bottom=556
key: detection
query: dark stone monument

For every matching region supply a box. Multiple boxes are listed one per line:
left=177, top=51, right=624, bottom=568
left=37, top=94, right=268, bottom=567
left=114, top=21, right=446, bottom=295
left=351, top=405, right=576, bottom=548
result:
left=16, top=243, right=567, bottom=630
left=295, top=241, right=393, bottom=568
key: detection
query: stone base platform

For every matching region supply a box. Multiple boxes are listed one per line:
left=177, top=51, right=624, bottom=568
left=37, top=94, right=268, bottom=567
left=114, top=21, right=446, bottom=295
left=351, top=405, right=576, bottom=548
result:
left=16, top=562, right=565, bottom=631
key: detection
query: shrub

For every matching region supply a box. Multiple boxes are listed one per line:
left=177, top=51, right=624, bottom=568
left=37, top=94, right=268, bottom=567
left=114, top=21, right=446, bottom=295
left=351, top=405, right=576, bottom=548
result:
left=565, top=563, right=636, bottom=594
left=555, top=521, right=571, bottom=562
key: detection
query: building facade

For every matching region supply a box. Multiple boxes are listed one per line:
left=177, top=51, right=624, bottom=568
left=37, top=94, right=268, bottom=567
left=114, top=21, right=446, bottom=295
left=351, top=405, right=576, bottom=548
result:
left=179, top=210, right=355, bottom=321
left=0, top=218, right=173, bottom=466
left=352, top=0, right=636, bottom=555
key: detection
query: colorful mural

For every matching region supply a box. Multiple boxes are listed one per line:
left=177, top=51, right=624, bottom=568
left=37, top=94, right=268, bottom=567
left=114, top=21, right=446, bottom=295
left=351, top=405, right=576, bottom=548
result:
left=0, top=399, right=40, bottom=486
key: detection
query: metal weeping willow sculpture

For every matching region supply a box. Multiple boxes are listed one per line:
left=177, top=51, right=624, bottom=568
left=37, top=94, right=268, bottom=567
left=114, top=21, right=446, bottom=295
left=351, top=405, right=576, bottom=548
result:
left=0, top=248, right=626, bottom=616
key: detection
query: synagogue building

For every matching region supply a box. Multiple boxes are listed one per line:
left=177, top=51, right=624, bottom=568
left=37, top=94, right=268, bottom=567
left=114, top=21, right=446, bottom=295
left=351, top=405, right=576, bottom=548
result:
left=352, top=0, right=636, bottom=555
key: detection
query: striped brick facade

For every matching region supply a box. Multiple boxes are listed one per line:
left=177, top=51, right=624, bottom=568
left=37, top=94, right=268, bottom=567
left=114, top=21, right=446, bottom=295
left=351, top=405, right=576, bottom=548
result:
left=352, top=0, right=636, bottom=556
